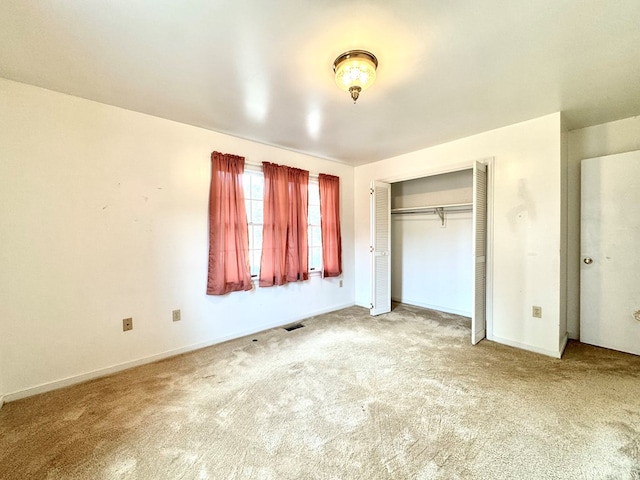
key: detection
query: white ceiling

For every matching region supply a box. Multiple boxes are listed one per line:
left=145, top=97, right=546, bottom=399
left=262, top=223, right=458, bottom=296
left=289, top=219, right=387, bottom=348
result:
left=1, top=1, right=639, bottom=165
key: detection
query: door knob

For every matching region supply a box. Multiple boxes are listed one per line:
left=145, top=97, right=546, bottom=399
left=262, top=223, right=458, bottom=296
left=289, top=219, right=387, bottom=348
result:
left=583, top=257, right=593, bottom=264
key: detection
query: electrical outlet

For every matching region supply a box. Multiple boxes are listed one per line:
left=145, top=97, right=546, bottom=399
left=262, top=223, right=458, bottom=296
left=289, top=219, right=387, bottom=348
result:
left=532, top=306, right=542, bottom=318
left=123, top=317, right=133, bottom=331
left=172, top=309, right=181, bottom=322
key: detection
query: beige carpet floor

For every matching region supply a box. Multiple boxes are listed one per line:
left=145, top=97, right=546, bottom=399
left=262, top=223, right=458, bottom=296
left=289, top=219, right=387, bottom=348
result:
left=1, top=304, right=640, bottom=479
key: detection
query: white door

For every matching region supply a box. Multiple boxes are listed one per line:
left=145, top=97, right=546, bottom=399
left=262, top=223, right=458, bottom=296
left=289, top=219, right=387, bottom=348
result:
left=581, top=150, right=640, bottom=356
left=472, top=161, right=488, bottom=344
left=370, top=181, right=391, bottom=316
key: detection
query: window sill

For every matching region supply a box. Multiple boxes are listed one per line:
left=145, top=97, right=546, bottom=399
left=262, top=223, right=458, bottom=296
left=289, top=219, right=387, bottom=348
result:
left=250, top=270, right=322, bottom=284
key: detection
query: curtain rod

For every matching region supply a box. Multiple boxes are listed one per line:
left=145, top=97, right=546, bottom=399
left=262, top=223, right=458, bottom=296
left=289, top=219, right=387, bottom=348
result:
left=244, top=160, right=320, bottom=180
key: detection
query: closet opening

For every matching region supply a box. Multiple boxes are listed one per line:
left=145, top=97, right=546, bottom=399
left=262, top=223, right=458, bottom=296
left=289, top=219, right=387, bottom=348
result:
left=370, top=160, right=491, bottom=344
left=391, top=169, right=473, bottom=318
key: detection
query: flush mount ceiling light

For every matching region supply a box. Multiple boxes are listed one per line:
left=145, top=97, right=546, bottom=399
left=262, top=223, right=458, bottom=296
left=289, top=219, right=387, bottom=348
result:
left=333, top=50, right=378, bottom=104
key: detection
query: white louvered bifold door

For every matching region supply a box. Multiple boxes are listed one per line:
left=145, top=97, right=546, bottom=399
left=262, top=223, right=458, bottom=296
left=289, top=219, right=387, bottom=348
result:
left=370, top=181, right=391, bottom=316
left=472, top=161, right=487, bottom=344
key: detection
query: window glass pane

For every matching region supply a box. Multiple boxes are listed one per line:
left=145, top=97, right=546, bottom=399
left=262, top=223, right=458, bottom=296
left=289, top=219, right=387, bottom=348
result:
left=248, top=225, right=254, bottom=250
left=308, top=183, right=320, bottom=205
left=251, top=175, right=264, bottom=199
left=253, top=225, right=263, bottom=250
left=308, top=182, right=321, bottom=272
left=310, top=247, right=322, bottom=269
left=245, top=199, right=252, bottom=223
left=308, top=226, right=315, bottom=247
left=243, top=172, right=264, bottom=278
left=252, top=200, right=263, bottom=224
left=310, top=226, right=322, bottom=247
left=251, top=250, right=261, bottom=276
left=243, top=174, right=251, bottom=197
left=309, top=204, right=320, bottom=225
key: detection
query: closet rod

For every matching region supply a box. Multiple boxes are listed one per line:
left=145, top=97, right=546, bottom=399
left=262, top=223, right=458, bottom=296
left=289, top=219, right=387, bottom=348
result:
left=390, top=202, right=473, bottom=214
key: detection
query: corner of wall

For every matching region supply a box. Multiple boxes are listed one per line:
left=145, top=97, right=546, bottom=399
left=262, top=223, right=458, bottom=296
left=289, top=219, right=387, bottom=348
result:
left=560, top=115, right=569, bottom=341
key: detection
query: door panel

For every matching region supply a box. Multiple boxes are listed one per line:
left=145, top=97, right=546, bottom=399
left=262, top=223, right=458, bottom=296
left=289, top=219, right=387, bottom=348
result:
left=581, top=151, right=640, bottom=355
left=472, top=161, right=487, bottom=344
left=371, top=181, right=391, bottom=316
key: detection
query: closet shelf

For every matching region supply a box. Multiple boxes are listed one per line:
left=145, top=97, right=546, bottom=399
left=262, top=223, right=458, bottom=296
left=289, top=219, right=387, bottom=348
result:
left=391, top=202, right=473, bottom=226
left=390, top=202, right=473, bottom=215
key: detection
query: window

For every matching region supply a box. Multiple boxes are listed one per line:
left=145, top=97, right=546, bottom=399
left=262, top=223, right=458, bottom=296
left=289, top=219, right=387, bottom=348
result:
left=242, top=170, right=322, bottom=278
left=243, top=170, right=264, bottom=278
left=307, top=180, right=323, bottom=272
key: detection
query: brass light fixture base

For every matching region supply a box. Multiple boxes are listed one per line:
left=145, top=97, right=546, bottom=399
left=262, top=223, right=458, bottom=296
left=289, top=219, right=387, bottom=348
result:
left=348, top=86, right=362, bottom=103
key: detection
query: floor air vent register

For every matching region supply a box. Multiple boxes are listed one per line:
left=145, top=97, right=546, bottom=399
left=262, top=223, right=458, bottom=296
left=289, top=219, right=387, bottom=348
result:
left=283, top=323, right=305, bottom=332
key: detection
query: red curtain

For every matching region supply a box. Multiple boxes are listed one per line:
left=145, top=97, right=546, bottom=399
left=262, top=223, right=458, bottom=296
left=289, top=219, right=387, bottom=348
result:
left=286, top=167, right=309, bottom=282
left=207, top=152, right=252, bottom=295
left=319, top=173, right=342, bottom=277
left=260, top=162, right=309, bottom=287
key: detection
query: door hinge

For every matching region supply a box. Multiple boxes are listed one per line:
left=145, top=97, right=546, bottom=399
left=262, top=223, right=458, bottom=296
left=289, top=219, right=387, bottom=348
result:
left=370, top=303, right=374, bottom=309
left=369, top=245, right=374, bottom=252
left=370, top=187, right=374, bottom=194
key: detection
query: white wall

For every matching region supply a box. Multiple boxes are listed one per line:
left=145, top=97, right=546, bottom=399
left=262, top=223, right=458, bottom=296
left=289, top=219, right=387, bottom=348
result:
left=391, top=170, right=473, bottom=208
left=391, top=170, right=473, bottom=316
left=355, top=113, right=566, bottom=357
left=0, top=79, right=355, bottom=400
left=566, top=115, right=640, bottom=338
left=392, top=214, right=472, bottom=315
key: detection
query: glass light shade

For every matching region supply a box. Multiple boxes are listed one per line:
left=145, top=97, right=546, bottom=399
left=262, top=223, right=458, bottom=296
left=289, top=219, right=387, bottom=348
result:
left=333, top=50, right=378, bottom=92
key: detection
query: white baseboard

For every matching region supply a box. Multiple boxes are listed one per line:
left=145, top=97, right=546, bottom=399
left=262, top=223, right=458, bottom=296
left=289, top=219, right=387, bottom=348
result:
left=489, top=334, right=565, bottom=359
left=391, top=297, right=472, bottom=317
left=4, top=302, right=355, bottom=404
left=0, top=395, right=4, bottom=410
